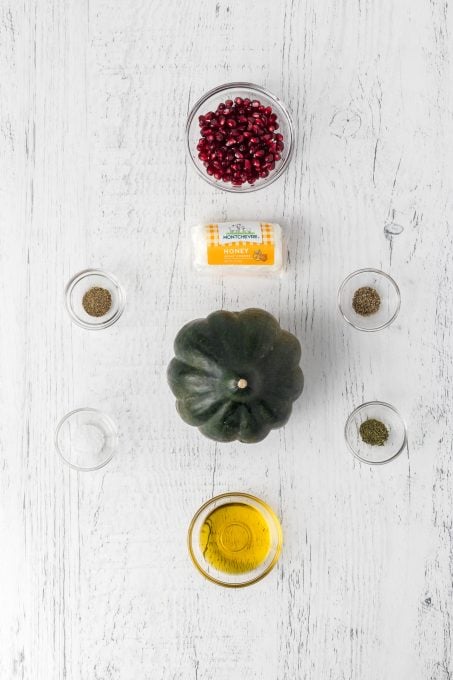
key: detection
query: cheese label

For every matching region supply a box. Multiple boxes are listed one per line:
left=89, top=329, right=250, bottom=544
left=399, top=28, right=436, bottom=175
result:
left=206, top=222, right=275, bottom=265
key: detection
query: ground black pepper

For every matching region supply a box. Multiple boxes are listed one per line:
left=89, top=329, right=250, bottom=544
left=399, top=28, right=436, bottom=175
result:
left=359, top=418, right=389, bottom=446
left=82, top=287, right=112, bottom=317
left=352, top=286, right=381, bottom=316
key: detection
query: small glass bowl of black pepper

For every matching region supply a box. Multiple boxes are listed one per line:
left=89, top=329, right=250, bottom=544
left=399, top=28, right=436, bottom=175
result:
left=65, top=269, right=126, bottom=330
left=345, top=401, right=407, bottom=464
left=338, top=268, right=401, bottom=332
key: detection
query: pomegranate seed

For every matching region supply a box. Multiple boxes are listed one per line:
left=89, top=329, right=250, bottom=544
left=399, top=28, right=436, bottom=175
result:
left=195, top=95, right=285, bottom=186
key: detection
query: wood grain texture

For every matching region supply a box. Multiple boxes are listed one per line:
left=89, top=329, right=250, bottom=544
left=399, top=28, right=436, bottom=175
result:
left=0, top=0, right=452, bottom=678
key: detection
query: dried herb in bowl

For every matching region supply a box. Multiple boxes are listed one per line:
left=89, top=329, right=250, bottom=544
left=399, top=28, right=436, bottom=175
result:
left=82, top=287, right=112, bottom=317
left=352, top=286, right=381, bottom=316
left=359, top=418, right=389, bottom=446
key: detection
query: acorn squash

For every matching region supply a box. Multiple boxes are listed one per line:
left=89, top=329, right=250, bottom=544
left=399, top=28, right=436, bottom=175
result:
left=167, top=308, right=303, bottom=443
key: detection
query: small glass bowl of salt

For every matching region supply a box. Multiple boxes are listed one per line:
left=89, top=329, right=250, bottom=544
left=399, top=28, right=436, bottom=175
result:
left=55, top=408, right=118, bottom=471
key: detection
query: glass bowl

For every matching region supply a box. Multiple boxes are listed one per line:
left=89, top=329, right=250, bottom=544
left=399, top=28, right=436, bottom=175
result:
left=187, top=492, right=283, bottom=587
left=65, top=269, right=126, bottom=330
left=338, top=268, right=401, bottom=331
left=55, top=408, right=118, bottom=471
left=345, top=401, right=407, bottom=464
left=186, top=82, right=294, bottom=193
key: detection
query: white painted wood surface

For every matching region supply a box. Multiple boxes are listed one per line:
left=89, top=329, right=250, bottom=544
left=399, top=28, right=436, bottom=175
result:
left=1, top=0, right=452, bottom=677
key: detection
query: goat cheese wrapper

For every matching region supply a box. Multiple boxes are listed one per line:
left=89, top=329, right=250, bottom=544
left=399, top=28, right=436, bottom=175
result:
left=192, top=222, right=283, bottom=274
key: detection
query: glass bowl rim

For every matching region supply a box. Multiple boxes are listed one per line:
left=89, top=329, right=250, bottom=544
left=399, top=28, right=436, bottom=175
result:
left=344, top=400, right=408, bottom=465
left=187, top=491, right=283, bottom=588
left=64, top=268, right=126, bottom=330
left=55, top=407, right=118, bottom=471
left=337, top=267, right=401, bottom=332
left=185, top=81, right=294, bottom=193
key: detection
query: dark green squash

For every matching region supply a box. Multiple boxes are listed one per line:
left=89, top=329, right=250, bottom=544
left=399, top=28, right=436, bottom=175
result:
left=167, top=308, right=304, bottom=443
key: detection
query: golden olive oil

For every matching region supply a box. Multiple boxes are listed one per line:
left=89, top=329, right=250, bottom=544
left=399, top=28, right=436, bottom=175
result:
left=199, top=502, right=271, bottom=574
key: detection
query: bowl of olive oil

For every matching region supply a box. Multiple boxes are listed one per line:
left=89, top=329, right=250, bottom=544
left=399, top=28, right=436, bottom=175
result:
left=188, top=492, right=283, bottom=587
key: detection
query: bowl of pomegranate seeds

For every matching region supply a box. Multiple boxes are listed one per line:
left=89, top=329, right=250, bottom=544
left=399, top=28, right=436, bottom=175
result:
left=186, top=82, right=294, bottom=192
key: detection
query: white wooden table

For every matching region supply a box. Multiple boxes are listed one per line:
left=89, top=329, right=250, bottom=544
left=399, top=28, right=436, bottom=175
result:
left=1, top=1, right=452, bottom=678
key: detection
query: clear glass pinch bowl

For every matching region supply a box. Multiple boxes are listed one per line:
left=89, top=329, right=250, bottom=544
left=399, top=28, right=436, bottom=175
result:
left=65, top=269, right=126, bottom=330
left=338, top=268, right=401, bottom=332
left=345, top=401, right=407, bottom=464
left=186, top=82, right=294, bottom=193
left=187, top=492, right=283, bottom=588
left=55, top=408, right=118, bottom=471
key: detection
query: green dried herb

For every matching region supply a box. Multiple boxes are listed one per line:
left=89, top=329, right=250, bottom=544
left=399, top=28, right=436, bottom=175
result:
left=82, top=286, right=112, bottom=317
left=359, top=418, right=389, bottom=446
left=352, top=286, right=381, bottom=316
